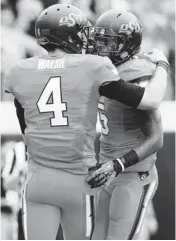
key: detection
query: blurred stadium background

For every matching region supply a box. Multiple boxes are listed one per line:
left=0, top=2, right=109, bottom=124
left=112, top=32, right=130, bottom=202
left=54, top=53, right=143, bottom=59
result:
left=1, top=0, right=175, bottom=240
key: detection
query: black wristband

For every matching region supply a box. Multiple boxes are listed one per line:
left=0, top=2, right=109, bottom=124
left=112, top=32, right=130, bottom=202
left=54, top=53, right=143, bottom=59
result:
left=121, top=150, right=139, bottom=169
left=157, top=61, right=169, bottom=71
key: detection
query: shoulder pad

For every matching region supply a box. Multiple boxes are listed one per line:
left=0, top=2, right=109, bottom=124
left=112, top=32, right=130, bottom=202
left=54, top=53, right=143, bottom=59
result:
left=117, top=57, right=156, bottom=82
left=102, top=57, right=118, bottom=75
left=17, top=57, right=38, bottom=70
left=86, top=55, right=111, bottom=67
left=90, top=55, right=118, bottom=75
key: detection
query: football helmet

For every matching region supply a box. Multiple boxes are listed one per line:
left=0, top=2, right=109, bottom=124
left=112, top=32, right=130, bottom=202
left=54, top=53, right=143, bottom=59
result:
left=35, top=4, right=92, bottom=53
left=91, top=10, right=143, bottom=65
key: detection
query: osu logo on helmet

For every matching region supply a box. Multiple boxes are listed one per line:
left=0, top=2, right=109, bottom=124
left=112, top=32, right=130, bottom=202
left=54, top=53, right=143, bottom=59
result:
left=59, top=13, right=82, bottom=27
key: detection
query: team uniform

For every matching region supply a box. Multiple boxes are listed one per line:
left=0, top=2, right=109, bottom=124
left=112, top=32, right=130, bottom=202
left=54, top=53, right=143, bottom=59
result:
left=93, top=57, right=159, bottom=240
left=4, top=53, right=120, bottom=239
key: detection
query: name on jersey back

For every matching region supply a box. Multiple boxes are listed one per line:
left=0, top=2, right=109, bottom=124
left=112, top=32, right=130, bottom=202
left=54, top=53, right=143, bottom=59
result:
left=38, top=59, right=65, bottom=70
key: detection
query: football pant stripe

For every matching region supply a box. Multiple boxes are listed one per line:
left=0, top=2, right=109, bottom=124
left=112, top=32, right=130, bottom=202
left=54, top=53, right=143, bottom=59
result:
left=85, top=195, right=94, bottom=238
left=90, top=195, right=95, bottom=239
left=128, top=180, right=157, bottom=240
left=22, top=185, right=28, bottom=240
left=135, top=180, right=156, bottom=234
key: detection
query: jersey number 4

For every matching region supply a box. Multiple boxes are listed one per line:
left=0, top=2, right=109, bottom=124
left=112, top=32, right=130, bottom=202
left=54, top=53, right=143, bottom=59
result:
left=37, top=76, right=68, bottom=127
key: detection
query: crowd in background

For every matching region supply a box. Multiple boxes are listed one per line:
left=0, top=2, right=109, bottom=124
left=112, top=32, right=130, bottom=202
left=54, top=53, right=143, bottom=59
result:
left=1, top=0, right=175, bottom=101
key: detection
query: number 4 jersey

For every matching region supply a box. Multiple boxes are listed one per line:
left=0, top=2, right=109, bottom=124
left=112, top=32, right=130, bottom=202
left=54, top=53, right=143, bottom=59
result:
left=4, top=54, right=119, bottom=174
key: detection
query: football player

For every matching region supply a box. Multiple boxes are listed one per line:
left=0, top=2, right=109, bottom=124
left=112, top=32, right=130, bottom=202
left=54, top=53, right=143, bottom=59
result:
left=4, top=4, right=168, bottom=240
left=86, top=10, right=168, bottom=239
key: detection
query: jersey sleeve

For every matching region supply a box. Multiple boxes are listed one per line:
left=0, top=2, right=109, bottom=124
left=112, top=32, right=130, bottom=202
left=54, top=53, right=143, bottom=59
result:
left=95, top=57, right=120, bottom=86
left=4, top=65, right=17, bottom=94
left=99, top=79, right=145, bottom=108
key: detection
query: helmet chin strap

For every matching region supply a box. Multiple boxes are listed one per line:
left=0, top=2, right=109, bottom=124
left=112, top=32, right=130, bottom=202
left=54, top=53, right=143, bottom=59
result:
left=110, top=44, right=141, bottom=66
left=48, top=35, right=82, bottom=54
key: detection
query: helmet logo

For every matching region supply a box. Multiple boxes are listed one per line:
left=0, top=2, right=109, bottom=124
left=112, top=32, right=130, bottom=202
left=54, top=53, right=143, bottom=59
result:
left=59, top=13, right=82, bottom=27
left=119, top=20, right=141, bottom=34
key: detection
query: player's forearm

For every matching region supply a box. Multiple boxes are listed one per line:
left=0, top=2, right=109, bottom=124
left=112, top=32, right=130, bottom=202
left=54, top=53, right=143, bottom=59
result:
left=113, top=133, right=163, bottom=172
left=132, top=133, right=163, bottom=162
left=138, top=65, right=168, bottom=110
left=138, top=110, right=163, bottom=159
left=113, top=110, right=163, bottom=170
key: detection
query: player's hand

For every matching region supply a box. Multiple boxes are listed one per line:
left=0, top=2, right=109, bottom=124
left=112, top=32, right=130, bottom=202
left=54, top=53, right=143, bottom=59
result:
left=144, top=48, right=169, bottom=65
left=86, top=162, right=115, bottom=188
left=86, top=159, right=125, bottom=189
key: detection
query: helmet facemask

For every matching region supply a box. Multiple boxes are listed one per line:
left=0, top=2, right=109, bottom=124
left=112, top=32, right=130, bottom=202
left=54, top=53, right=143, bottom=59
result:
left=92, top=27, right=141, bottom=65
left=77, top=23, right=93, bottom=54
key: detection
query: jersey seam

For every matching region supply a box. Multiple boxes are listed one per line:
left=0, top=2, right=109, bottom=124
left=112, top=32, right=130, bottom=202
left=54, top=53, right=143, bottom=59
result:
left=124, top=74, right=152, bottom=82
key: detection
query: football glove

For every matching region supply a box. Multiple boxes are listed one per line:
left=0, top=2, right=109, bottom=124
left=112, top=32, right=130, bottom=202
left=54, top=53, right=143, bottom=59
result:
left=86, top=158, right=125, bottom=189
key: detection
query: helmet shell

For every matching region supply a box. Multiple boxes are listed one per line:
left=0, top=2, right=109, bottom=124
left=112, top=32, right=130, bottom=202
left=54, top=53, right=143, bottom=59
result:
left=35, top=4, right=91, bottom=53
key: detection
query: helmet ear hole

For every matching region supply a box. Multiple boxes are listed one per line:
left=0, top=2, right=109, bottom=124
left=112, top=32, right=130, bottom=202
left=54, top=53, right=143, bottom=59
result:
left=68, top=35, right=76, bottom=43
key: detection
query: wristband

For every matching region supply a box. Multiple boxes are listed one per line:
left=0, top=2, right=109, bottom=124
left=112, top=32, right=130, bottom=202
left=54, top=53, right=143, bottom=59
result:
left=157, top=60, right=169, bottom=71
left=120, top=150, right=139, bottom=169
left=115, top=158, right=125, bottom=172
left=112, top=150, right=139, bottom=174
